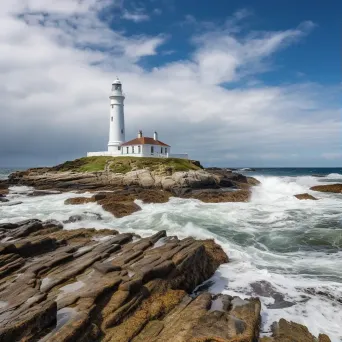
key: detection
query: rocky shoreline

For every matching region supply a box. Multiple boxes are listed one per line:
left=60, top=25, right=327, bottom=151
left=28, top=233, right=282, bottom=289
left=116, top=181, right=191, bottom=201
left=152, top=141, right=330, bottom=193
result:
left=0, top=166, right=260, bottom=217
left=0, top=218, right=331, bottom=342
left=0, top=163, right=339, bottom=341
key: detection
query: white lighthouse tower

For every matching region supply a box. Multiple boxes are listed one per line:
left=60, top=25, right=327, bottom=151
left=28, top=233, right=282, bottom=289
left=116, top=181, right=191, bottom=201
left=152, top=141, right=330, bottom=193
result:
left=108, top=77, right=125, bottom=153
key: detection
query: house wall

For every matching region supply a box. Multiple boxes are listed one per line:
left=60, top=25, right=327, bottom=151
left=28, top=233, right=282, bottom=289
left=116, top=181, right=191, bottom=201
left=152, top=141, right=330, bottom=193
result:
left=122, top=144, right=171, bottom=157
left=88, top=144, right=188, bottom=159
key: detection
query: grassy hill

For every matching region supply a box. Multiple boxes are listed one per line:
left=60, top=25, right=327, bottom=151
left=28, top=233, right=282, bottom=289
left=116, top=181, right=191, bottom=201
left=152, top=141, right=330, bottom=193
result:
left=52, top=156, right=202, bottom=174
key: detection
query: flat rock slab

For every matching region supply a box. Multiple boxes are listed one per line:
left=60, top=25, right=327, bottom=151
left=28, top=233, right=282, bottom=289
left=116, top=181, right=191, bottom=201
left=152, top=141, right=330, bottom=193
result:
left=310, top=183, right=342, bottom=193
left=294, top=193, right=318, bottom=200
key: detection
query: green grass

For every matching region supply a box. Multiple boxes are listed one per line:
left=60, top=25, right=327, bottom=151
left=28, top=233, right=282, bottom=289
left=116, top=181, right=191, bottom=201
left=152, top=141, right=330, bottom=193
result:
left=52, top=156, right=202, bottom=174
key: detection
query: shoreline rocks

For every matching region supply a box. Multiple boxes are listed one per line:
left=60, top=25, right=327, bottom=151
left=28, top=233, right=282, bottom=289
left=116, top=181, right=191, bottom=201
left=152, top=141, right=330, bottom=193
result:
left=4, top=166, right=261, bottom=217
left=7, top=166, right=259, bottom=196
left=294, top=193, right=318, bottom=200
left=0, top=218, right=332, bottom=342
left=260, top=318, right=331, bottom=342
left=0, top=218, right=232, bottom=341
left=310, top=184, right=342, bottom=193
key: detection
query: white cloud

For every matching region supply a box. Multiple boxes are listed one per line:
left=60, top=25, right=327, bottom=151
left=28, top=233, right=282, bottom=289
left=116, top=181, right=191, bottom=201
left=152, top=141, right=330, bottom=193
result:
left=0, top=4, right=340, bottom=167
left=122, top=10, right=150, bottom=22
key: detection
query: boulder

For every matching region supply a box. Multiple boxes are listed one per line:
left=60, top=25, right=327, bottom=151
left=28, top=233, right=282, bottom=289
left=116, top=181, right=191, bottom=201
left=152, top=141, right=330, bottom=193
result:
left=64, top=197, right=95, bottom=205
left=185, top=189, right=251, bottom=203
left=294, top=193, right=318, bottom=200
left=260, top=318, right=331, bottom=342
left=310, top=184, right=342, bottom=193
left=0, top=182, right=9, bottom=196
left=101, top=201, right=142, bottom=218
left=63, top=215, right=83, bottom=223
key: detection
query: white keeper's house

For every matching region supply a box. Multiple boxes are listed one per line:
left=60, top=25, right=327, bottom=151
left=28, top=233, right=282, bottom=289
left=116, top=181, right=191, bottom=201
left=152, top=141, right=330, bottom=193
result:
left=87, top=78, right=188, bottom=159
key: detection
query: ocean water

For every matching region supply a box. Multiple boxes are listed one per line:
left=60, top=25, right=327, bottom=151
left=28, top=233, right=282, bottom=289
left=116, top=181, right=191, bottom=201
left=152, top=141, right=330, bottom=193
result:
left=0, top=167, right=342, bottom=341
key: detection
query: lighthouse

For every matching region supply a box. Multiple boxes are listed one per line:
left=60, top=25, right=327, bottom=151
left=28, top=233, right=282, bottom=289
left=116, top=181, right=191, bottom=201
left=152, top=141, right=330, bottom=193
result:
left=108, top=77, right=125, bottom=153
left=87, top=78, right=189, bottom=159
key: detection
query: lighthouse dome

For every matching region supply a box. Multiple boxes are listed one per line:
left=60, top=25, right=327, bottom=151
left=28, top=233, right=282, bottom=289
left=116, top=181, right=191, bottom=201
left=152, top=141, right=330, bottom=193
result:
left=112, top=77, right=121, bottom=85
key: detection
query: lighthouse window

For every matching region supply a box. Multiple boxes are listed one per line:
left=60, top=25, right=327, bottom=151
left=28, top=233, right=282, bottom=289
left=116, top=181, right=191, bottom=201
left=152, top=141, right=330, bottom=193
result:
left=121, top=129, right=124, bottom=134
left=114, top=84, right=121, bottom=91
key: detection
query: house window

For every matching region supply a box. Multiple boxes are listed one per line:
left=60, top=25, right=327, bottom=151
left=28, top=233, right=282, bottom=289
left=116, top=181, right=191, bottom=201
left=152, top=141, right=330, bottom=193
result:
left=111, top=117, right=113, bottom=121
left=132, top=146, right=135, bottom=153
left=138, top=145, right=141, bottom=154
left=118, top=146, right=121, bottom=150
left=126, top=147, right=129, bottom=154
left=161, top=147, right=163, bottom=153
left=165, top=148, right=167, bottom=154
left=151, top=146, right=154, bottom=154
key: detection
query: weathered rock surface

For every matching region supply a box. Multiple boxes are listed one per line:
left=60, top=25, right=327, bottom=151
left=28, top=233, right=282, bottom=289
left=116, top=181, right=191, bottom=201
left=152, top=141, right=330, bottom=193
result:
left=259, top=318, right=331, bottom=342
left=1, top=218, right=260, bottom=342
left=0, top=219, right=332, bottom=342
left=294, top=193, right=318, bottom=200
left=206, top=168, right=260, bottom=188
left=7, top=167, right=260, bottom=201
left=0, top=182, right=9, bottom=197
left=185, top=189, right=251, bottom=203
left=310, top=184, right=342, bottom=193
left=64, top=196, right=95, bottom=205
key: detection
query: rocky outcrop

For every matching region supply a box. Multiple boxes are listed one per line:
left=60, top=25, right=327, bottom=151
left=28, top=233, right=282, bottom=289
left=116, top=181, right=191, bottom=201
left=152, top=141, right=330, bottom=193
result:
left=8, top=167, right=259, bottom=195
left=310, top=184, right=342, bottom=193
left=259, top=318, right=331, bottom=342
left=294, top=193, right=318, bottom=200
left=185, top=189, right=251, bottom=203
left=0, top=219, right=333, bottom=342
left=64, top=196, right=96, bottom=205
left=0, top=218, right=245, bottom=342
left=62, top=187, right=250, bottom=219
left=5, top=165, right=262, bottom=209
left=0, top=182, right=9, bottom=199
left=206, top=168, right=260, bottom=188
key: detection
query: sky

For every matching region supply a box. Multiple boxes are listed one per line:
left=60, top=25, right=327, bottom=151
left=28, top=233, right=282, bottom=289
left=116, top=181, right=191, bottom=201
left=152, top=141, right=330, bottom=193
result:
left=0, top=0, right=341, bottom=168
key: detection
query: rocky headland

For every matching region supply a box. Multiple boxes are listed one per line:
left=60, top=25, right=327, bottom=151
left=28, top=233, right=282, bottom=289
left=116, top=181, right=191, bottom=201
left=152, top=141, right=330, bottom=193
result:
left=1, top=157, right=260, bottom=217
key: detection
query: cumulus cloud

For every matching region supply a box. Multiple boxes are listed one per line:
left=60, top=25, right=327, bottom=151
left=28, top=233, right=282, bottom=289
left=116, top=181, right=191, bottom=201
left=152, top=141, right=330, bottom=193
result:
left=0, top=2, right=340, bottom=167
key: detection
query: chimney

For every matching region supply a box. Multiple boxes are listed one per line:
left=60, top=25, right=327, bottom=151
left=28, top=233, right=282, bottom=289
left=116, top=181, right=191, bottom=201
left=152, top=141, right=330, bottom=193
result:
left=138, top=130, right=143, bottom=138
left=153, top=131, right=158, bottom=141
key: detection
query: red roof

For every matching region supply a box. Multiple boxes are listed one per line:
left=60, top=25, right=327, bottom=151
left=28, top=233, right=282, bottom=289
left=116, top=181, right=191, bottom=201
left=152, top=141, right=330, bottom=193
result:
left=121, top=137, right=170, bottom=147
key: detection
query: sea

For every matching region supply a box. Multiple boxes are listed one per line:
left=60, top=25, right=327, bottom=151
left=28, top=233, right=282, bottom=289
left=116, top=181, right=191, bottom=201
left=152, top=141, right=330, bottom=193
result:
left=1, top=167, right=341, bottom=341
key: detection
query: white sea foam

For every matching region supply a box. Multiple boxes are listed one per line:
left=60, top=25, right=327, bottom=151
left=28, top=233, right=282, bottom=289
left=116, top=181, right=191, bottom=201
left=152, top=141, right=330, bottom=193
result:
left=0, top=175, right=341, bottom=341
left=325, top=173, right=342, bottom=179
